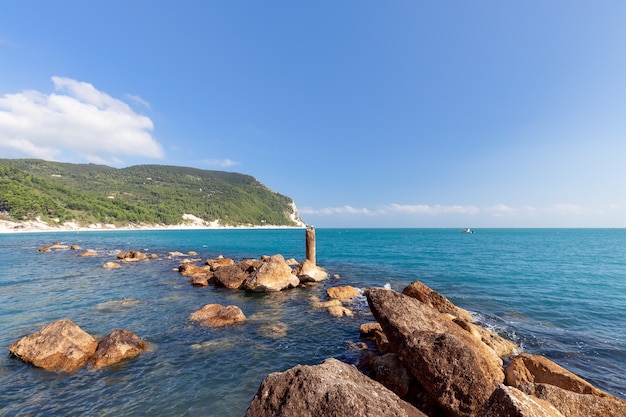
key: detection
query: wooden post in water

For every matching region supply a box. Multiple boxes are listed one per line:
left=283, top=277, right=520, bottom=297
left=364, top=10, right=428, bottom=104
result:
left=306, top=226, right=316, bottom=266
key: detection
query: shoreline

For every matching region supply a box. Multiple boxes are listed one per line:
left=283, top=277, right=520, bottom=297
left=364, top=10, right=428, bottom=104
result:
left=0, top=219, right=305, bottom=235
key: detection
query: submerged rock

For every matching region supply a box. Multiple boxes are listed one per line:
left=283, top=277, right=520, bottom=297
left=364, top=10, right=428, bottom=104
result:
left=327, top=285, right=362, bottom=301
left=103, top=261, right=121, bottom=269
left=245, top=358, right=427, bottom=417
left=189, top=304, right=247, bottom=327
left=9, top=318, right=98, bottom=373
left=89, top=329, right=148, bottom=369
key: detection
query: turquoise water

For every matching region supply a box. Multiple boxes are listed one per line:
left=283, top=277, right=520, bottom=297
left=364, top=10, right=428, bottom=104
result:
left=0, top=228, right=624, bottom=416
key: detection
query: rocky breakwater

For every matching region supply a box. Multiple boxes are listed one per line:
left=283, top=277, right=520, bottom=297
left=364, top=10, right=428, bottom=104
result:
left=246, top=281, right=626, bottom=417
left=9, top=318, right=148, bottom=372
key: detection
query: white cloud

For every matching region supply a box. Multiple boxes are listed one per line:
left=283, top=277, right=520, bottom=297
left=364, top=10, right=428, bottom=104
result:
left=203, top=158, right=240, bottom=168
left=0, top=76, right=163, bottom=165
left=300, top=204, right=478, bottom=216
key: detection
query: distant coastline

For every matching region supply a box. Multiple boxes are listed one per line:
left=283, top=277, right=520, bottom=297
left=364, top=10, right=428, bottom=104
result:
left=0, top=218, right=305, bottom=234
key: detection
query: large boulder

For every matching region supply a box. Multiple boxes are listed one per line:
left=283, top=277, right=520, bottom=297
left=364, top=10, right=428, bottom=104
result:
left=515, top=383, right=626, bottom=417
left=245, top=358, right=427, bottom=417
left=89, top=329, right=149, bottom=369
left=189, top=304, right=247, bottom=327
left=178, top=263, right=211, bottom=276
left=453, top=318, right=519, bottom=357
left=366, top=287, right=504, bottom=417
left=242, top=254, right=299, bottom=292
left=213, top=263, right=250, bottom=289
left=504, top=353, right=626, bottom=417
left=402, top=280, right=473, bottom=322
left=484, top=385, right=564, bottom=417
left=292, top=259, right=329, bottom=283
left=9, top=318, right=98, bottom=373
left=504, top=353, right=609, bottom=397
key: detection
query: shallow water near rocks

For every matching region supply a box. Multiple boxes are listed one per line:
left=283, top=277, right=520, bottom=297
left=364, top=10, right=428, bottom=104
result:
left=1, top=228, right=625, bottom=416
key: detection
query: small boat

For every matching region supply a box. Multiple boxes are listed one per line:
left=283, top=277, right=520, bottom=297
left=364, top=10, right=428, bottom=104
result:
left=460, top=228, right=474, bottom=234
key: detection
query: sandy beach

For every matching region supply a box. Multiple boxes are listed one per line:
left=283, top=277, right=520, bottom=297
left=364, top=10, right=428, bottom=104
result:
left=0, top=217, right=304, bottom=234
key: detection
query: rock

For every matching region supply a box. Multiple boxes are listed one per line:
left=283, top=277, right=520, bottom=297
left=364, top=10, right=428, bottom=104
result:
left=50, top=242, right=69, bottom=249
left=515, top=382, right=626, bottom=417
left=366, top=287, right=504, bottom=417
left=205, top=257, right=235, bottom=270
left=327, top=285, right=362, bottom=301
left=178, top=263, right=211, bottom=276
left=312, top=298, right=343, bottom=309
left=504, top=353, right=610, bottom=397
left=484, top=385, right=564, bottom=417
left=453, top=318, right=520, bottom=357
left=213, top=263, right=250, bottom=289
left=38, top=245, right=51, bottom=252
left=242, top=254, right=300, bottom=292
left=292, top=259, right=329, bottom=282
left=359, top=352, right=415, bottom=399
left=359, top=322, right=383, bottom=337
left=189, top=304, right=247, bottom=327
left=89, top=329, right=148, bottom=369
left=245, top=358, right=427, bottom=417
left=190, top=275, right=210, bottom=286
left=149, top=253, right=158, bottom=259
left=402, top=280, right=473, bottom=322
left=70, top=245, right=81, bottom=250
left=327, top=305, right=354, bottom=317
left=187, top=251, right=198, bottom=256
left=9, top=318, right=98, bottom=372
left=168, top=251, right=185, bottom=257
left=117, top=250, right=147, bottom=262
left=285, top=257, right=298, bottom=265
left=103, top=262, right=121, bottom=269
left=77, top=251, right=98, bottom=257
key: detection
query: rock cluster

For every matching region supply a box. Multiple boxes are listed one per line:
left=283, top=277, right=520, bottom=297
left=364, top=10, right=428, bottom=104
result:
left=179, top=253, right=328, bottom=292
left=246, top=281, right=626, bottom=417
left=9, top=318, right=148, bottom=373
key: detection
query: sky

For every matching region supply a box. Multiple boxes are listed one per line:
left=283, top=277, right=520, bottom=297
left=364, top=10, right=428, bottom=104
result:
left=1, top=1, right=626, bottom=228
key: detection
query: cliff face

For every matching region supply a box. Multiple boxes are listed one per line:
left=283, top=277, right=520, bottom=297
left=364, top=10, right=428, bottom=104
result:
left=0, top=159, right=304, bottom=228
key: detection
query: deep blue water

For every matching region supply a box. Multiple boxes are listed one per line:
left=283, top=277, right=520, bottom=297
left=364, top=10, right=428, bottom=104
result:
left=0, top=228, right=624, bottom=416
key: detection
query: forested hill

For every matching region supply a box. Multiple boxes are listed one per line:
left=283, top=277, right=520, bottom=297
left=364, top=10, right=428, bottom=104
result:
left=0, top=159, right=305, bottom=228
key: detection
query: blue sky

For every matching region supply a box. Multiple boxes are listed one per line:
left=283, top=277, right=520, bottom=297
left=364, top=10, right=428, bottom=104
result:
left=1, top=1, right=626, bottom=228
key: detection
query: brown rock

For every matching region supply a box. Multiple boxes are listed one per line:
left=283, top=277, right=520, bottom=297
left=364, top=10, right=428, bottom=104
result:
left=366, top=287, right=504, bottom=417
left=327, top=285, right=362, bottom=301
left=89, top=329, right=148, bottom=369
left=516, top=382, right=626, bottom=417
left=149, top=253, right=158, bottom=259
left=245, top=358, right=427, bottom=417
left=117, top=250, right=147, bottom=262
left=189, top=304, right=247, bottom=327
left=359, top=322, right=383, bottom=337
left=50, top=242, right=69, bottom=249
left=178, top=263, right=211, bottom=276
left=359, top=352, right=415, bottom=399
left=292, top=259, right=329, bottom=282
left=213, top=263, right=250, bottom=289
left=205, top=257, right=235, bottom=270
left=70, top=245, right=81, bottom=250
left=312, top=299, right=343, bottom=308
left=103, top=262, right=121, bottom=269
left=505, top=353, right=609, bottom=397
left=242, top=254, right=300, bottom=292
left=38, top=245, right=51, bottom=252
left=484, top=385, right=564, bottom=417
left=190, top=275, right=210, bottom=286
left=77, top=250, right=98, bottom=257
left=402, top=280, right=473, bottom=322
left=9, top=318, right=98, bottom=372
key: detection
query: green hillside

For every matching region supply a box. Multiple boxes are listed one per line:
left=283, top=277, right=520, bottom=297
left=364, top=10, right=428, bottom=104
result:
left=0, top=159, right=304, bottom=228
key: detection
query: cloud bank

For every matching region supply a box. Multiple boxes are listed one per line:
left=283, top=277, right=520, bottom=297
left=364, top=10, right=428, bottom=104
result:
left=0, top=77, right=163, bottom=165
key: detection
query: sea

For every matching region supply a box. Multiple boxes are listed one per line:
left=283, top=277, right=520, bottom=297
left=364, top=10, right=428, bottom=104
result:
left=0, top=228, right=624, bottom=416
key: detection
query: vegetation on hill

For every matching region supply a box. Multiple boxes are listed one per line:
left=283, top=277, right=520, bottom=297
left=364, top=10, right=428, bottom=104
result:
left=0, top=159, right=304, bottom=227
